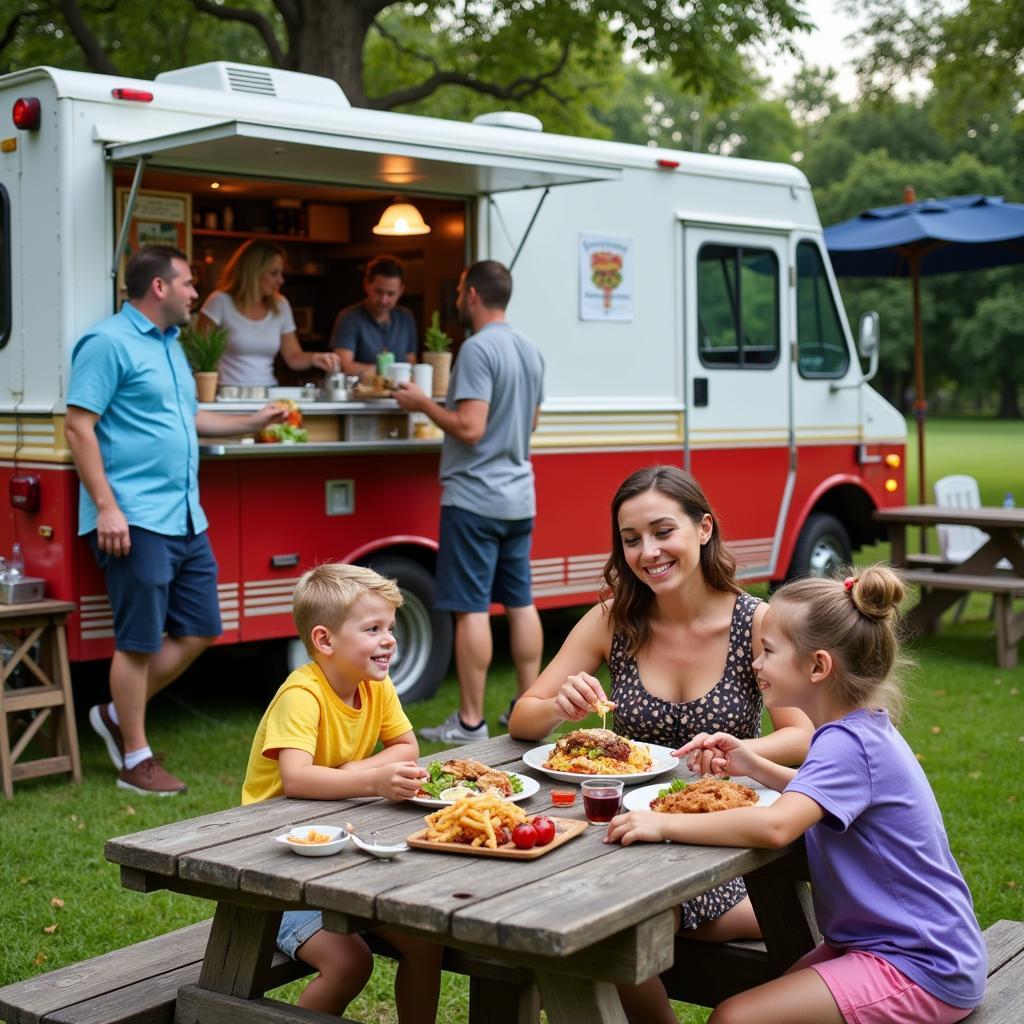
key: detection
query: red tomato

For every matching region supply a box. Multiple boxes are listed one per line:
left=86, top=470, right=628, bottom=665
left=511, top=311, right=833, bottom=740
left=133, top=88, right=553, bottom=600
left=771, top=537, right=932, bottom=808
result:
left=286, top=410, right=302, bottom=427
left=531, top=816, right=556, bottom=846
left=511, top=823, right=538, bottom=849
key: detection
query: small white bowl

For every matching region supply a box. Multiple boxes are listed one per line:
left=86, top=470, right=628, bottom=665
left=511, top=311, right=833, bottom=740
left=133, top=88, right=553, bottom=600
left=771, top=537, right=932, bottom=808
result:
left=267, top=386, right=305, bottom=401
left=274, top=824, right=348, bottom=857
left=349, top=833, right=408, bottom=860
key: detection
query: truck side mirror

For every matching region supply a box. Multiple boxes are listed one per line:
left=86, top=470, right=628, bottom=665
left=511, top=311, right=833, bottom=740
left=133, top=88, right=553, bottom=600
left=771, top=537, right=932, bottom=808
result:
left=858, top=311, right=879, bottom=359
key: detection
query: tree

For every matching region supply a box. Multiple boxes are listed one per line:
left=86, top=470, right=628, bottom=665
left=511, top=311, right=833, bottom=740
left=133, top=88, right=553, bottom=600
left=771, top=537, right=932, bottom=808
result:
left=0, top=0, right=811, bottom=111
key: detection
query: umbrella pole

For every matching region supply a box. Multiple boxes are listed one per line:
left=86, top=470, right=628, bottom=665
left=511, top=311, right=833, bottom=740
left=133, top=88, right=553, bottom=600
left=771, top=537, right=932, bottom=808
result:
left=910, top=254, right=928, bottom=551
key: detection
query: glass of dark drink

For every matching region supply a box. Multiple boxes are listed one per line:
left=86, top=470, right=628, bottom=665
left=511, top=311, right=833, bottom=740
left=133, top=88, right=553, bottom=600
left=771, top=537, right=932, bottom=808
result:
left=581, top=779, right=623, bottom=824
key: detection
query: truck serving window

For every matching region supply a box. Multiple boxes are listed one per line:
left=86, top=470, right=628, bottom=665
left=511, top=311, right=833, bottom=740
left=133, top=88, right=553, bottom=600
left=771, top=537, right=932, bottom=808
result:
left=697, top=244, right=779, bottom=368
left=796, top=240, right=849, bottom=379
left=0, top=184, right=9, bottom=349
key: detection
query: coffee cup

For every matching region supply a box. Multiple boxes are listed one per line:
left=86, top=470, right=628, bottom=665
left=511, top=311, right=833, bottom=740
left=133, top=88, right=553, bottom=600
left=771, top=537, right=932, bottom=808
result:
left=412, top=363, right=433, bottom=393
left=391, top=362, right=412, bottom=387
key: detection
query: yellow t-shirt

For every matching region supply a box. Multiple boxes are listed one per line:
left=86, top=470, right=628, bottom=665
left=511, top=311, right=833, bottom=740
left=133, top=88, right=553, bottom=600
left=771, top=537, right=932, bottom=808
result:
left=241, top=661, right=413, bottom=804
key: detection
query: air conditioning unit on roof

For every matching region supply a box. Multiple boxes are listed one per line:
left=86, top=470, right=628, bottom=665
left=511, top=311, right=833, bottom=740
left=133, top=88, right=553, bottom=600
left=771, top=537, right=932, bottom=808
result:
left=155, top=62, right=349, bottom=108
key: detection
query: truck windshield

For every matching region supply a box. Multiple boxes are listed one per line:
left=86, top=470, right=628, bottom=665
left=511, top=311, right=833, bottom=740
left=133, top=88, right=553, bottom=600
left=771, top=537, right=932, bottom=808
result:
left=0, top=184, right=9, bottom=349
left=697, top=243, right=779, bottom=369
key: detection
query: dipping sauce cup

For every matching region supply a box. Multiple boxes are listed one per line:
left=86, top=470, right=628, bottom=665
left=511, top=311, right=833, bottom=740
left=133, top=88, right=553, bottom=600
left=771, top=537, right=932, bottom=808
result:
left=581, top=779, right=623, bottom=824
left=550, top=786, right=577, bottom=808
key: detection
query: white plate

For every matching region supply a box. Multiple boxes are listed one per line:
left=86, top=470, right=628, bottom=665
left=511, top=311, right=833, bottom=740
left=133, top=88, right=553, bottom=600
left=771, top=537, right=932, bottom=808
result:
left=274, top=824, right=349, bottom=857
left=522, top=743, right=679, bottom=785
left=409, top=772, right=540, bottom=807
left=621, top=777, right=781, bottom=812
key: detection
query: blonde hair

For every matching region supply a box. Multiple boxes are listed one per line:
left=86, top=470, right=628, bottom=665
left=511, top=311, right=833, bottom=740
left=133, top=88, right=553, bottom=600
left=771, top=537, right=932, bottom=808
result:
left=217, top=239, right=285, bottom=313
left=293, top=563, right=403, bottom=656
left=771, top=563, right=912, bottom=723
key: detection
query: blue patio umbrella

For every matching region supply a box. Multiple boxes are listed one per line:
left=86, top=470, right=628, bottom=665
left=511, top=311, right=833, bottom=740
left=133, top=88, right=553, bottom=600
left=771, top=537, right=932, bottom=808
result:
left=824, top=194, right=1024, bottom=504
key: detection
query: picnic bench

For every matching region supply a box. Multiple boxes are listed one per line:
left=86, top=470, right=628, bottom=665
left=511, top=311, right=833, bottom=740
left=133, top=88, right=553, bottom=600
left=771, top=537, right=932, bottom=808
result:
left=874, top=504, right=1024, bottom=667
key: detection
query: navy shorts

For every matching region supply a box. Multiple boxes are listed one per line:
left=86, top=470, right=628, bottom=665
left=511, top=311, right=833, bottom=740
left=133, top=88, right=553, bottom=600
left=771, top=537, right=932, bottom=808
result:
left=435, top=504, right=534, bottom=613
left=88, top=523, right=222, bottom=653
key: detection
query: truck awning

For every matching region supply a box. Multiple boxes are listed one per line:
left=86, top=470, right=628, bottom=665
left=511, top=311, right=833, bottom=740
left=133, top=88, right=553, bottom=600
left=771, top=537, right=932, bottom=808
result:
left=105, top=120, right=620, bottom=195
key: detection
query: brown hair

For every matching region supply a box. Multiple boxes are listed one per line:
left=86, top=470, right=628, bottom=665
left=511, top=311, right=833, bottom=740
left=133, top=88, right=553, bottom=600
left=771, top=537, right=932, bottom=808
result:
left=463, top=260, right=512, bottom=309
left=217, top=239, right=285, bottom=313
left=602, top=465, right=740, bottom=655
left=292, top=563, right=403, bottom=656
left=124, top=245, right=189, bottom=300
left=365, top=254, right=405, bottom=283
left=771, top=564, right=911, bottom=722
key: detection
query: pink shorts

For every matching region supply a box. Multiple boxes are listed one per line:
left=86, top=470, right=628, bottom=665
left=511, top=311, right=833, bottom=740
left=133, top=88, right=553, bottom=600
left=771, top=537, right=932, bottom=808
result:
left=792, top=943, right=975, bottom=1024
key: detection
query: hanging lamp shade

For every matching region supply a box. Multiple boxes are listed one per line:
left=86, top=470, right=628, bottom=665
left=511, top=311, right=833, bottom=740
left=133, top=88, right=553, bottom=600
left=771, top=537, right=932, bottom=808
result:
left=372, top=202, right=431, bottom=236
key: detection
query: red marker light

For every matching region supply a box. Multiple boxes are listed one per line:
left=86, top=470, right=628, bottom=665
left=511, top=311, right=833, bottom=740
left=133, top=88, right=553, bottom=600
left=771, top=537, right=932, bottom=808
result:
left=111, top=88, right=154, bottom=103
left=656, top=158, right=680, bottom=169
left=12, top=97, right=41, bottom=130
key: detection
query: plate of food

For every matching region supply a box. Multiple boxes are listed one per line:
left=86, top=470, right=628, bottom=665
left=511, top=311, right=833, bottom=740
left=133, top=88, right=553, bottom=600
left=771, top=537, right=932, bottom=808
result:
left=410, top=758, right=539, bottom=807
left=273, top=824, right=349, bottom=857
left=522, top=729, right=679, bottom=784
left=621, top=775, right=781, bottom=813
left=406, top=793, right=587, bottom=859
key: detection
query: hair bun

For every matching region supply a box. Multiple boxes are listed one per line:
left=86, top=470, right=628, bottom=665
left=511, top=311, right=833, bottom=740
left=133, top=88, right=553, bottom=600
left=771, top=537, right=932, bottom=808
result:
left=850, top=565, right=905, bottom=621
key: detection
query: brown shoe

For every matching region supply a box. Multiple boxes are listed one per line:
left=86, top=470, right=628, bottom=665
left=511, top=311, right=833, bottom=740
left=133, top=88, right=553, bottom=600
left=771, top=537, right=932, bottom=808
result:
left=117, top=756, right=187, bottom=796
left=89, top=703, right=125, bottom=769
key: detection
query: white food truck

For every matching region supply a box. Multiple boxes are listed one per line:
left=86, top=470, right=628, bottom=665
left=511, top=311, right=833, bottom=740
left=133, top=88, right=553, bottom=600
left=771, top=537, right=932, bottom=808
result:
left=0, top=61, right=906, bottom=699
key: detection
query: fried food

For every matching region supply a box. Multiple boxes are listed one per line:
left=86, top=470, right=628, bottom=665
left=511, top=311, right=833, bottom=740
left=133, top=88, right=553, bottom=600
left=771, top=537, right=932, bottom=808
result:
left=288, top=829, right=334, bottom=845
left=423, top=794, right=528, bottom=849
left=591, top=698, right=616, bottom=716
left=437, top=759, right=514, bottom=797
left=650, top=777, right=757, bottom=813
left=543, top=729, right=652, bottom=775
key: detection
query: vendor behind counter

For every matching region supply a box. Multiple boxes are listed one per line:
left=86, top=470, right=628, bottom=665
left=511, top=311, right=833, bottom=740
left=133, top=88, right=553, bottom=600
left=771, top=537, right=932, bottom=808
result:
left=198, top=239, right=340, bottom=386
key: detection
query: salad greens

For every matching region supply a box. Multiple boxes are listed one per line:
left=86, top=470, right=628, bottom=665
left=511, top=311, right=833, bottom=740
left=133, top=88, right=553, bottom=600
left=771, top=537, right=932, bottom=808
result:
left=418, top=761, right=524, bottom=799
left=259, top=423, right=308, bottom=443
left=657, top=778, right=690, bottom=798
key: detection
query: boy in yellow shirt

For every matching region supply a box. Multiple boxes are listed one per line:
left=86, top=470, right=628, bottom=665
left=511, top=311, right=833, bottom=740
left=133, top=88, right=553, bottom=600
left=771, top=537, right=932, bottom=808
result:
left=242, top=563, right=440, bottom=1022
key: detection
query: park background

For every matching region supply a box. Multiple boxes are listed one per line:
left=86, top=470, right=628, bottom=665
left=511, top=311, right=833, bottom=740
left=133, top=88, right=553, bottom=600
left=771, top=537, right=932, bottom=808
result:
left=1, top=1, right=1022, bottom=1021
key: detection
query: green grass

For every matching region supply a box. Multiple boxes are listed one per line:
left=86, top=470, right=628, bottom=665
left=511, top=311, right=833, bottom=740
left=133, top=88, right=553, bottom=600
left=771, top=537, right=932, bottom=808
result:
left=1, top=416, right=1021, bottom=1022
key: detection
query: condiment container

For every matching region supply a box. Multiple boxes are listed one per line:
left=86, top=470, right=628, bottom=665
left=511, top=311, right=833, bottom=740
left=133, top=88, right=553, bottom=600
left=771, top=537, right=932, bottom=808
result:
left=550, top=787, right=577, bottom=807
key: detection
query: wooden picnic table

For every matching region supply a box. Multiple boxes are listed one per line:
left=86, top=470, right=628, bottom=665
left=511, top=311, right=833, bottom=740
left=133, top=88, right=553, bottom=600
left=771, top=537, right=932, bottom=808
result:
left=874, top=504, right=1024, bottom=667
left=105, top=734, right=818, bottom=1024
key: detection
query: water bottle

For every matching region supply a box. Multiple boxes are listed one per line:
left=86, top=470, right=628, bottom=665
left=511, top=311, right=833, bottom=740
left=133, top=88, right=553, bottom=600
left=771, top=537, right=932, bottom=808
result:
left=8, top=542, right=24, bottom=578
left=1004, top=493, right=1016, bottom=509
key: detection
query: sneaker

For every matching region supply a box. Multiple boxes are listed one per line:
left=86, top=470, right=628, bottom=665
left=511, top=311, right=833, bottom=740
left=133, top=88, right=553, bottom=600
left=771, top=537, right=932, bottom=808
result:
left=89, top=703, right=125, bottom=769
left=419, top=711, right=489, bottom=744
left=116, top=756, right=187, bottom=796
left=498, top=699, right=517, bottom=728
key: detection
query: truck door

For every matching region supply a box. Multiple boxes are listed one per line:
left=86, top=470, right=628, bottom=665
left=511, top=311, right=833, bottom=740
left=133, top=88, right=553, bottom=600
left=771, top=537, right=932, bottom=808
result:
left=682, top=225, right=794, bottom=579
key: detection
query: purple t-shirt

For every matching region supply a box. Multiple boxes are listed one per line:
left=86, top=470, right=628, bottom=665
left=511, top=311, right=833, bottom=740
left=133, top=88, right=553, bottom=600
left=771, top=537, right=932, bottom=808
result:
left=786, top=709, right=986, bottom=1008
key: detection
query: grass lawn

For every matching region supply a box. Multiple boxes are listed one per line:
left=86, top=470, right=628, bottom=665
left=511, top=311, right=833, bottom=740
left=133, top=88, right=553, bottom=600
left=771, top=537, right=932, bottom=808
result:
left=1, top=417, right=1021, bottom=1022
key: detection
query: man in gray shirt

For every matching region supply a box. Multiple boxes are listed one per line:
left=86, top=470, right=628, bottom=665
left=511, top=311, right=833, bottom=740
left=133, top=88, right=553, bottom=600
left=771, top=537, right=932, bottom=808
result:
left=395, top=261, right=544, bottom=742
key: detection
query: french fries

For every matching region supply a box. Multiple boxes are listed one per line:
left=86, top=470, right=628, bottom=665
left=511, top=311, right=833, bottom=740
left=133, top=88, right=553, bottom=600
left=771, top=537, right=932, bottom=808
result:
left=423, top=793, right=527, bottom=850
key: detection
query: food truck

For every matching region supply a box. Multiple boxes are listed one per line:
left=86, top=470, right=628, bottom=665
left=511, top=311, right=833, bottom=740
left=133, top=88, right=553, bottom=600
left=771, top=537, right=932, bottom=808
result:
left=0, top=61, right=906, bottom=700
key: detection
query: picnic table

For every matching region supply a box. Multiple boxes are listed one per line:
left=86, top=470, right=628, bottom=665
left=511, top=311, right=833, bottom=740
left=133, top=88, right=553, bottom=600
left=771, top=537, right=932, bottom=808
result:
left=104, top=733, right=818, bottom=1024
left=873, top=504, right=1024, bottom=667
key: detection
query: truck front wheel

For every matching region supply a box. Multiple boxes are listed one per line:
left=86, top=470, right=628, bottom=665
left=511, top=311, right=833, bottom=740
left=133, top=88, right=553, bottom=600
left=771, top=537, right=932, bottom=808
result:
left=783, top=513, right=852, bottom=582
left=363, top=555, right=453, bottom=703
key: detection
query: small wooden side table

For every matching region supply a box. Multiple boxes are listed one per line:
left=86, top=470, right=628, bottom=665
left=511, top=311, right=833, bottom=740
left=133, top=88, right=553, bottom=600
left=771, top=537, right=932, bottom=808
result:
left=0, top=599, right=81, bottom=799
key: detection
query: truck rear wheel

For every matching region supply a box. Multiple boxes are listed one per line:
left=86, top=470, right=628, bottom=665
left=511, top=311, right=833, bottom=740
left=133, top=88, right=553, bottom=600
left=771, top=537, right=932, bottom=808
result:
left=363, top=555, right=453, bottom=703
left=783, top=512, right=852, bottom=582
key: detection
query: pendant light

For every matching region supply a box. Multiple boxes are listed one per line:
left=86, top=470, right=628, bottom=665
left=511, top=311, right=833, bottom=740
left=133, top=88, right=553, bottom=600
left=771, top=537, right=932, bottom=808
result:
left=373, top=201, right=431, bottom=236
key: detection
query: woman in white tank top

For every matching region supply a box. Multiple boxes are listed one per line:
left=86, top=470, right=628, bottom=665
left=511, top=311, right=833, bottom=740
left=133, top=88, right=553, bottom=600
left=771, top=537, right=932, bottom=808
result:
left=198, top=240, right=339, bottom=386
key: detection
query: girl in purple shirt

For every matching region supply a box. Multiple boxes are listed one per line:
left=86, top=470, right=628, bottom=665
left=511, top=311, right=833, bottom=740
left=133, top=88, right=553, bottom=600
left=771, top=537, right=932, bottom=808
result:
left=608, top=565, right=986, bottom=1024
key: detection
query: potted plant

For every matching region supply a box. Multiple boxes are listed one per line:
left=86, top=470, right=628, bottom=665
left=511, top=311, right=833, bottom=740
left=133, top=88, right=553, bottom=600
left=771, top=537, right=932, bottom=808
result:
left=422, top=311, right=452, bottom=397
left=179, top=324, right=229, bottom=403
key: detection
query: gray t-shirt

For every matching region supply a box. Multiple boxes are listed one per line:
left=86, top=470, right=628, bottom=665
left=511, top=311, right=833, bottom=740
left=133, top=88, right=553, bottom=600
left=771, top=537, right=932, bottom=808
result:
left=439, top=322, right=545, bottom=520
left=330, top=303, right=417, bottom=365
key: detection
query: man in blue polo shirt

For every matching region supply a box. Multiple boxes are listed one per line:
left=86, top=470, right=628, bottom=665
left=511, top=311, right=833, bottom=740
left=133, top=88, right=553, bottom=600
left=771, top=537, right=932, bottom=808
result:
left=65, top=246, right=285, bottom=795
left=330, top=254, right=418, bottom=377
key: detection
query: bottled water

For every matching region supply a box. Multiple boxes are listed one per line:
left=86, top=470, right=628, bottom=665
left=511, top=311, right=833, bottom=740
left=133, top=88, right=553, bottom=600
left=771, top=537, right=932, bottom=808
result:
left=1004, top=493, right=1016, bottom=509
left=8, top=542, right=24, bottom=578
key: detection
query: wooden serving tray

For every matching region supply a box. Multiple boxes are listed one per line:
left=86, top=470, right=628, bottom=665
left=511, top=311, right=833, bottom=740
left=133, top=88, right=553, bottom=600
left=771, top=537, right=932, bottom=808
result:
left=406, top=816, right=588, bottom=859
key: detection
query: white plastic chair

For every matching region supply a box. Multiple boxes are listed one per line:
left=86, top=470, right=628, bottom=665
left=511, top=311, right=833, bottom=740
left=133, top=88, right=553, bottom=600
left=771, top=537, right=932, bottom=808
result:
left=933, top=474, right=1008, bottom=620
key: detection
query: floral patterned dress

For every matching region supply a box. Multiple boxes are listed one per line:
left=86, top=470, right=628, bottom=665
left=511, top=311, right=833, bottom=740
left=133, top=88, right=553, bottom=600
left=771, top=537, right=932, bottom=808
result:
left=610, top=592, right=763, bottom=929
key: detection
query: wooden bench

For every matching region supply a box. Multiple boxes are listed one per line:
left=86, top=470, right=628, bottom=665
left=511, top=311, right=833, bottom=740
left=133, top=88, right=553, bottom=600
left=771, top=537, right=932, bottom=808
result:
left=902, top=568, right=1024, bottom=667
left=0, top=919, right=535, bottom=1024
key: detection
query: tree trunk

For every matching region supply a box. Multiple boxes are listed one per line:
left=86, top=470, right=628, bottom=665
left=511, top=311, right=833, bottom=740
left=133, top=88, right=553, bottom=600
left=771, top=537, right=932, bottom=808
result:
left=292, top=1, right=383, bottom=107
left=997, top=376, right=1021, bottom=419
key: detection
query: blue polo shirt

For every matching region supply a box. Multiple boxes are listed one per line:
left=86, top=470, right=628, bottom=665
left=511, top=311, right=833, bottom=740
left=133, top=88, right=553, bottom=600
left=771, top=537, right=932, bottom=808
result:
left=68, top=303, right=207, bottom=537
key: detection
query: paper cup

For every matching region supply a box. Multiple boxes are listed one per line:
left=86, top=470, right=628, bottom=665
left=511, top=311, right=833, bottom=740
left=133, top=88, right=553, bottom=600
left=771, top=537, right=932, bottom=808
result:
left=412, top=362, right=433, bottom=393
left=391, top=362, right=412, bottom=386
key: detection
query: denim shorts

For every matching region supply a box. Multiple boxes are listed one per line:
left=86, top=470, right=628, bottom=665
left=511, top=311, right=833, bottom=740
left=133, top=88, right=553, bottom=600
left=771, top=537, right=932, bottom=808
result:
left=277, top=909, right=323, bottom=961
left=87, top=522, right=222, bottom=653
left=435, top=505, right=534, bottom=613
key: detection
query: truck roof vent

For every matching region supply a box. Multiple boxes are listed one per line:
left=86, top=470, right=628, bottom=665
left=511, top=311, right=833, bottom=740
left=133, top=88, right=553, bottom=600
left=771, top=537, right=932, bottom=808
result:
left=155, top=62, right=349, bottom=108
left=472, top=111, right=543, bottom=132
